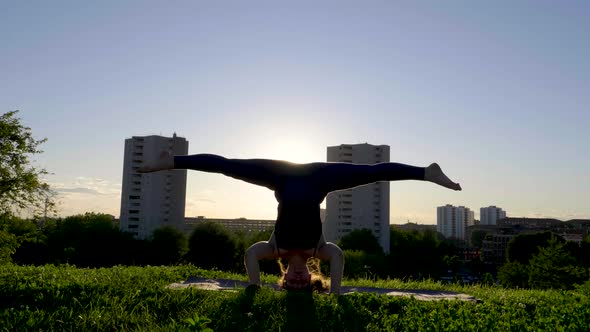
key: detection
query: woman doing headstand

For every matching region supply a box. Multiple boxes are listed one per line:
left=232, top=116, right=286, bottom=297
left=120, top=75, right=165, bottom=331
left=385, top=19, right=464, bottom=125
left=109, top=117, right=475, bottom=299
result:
left=139, top=153, right=461, bottom=294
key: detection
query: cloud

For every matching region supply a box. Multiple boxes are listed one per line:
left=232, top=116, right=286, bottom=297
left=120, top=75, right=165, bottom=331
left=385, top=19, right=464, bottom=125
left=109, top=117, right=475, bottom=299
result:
left=48, top=177, right=121, bottom=197
left=186, top=197, right=216, bottom=206
left=186, top=189, right=218, bottom=206
left=47, top=179, right=122, bottom=217
left=55, top=187, right=105, bottom=195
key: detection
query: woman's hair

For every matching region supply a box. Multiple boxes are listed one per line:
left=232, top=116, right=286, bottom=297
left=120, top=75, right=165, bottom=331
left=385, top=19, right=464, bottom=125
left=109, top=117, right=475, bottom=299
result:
left=277, top=257, right=330, bottom=292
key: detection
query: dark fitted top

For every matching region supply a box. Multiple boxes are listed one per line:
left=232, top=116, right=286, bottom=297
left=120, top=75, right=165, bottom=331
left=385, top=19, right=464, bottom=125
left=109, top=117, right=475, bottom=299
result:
left=273, top=179, right=327, bottom=251
left=174, top=154, right=425, bottom=251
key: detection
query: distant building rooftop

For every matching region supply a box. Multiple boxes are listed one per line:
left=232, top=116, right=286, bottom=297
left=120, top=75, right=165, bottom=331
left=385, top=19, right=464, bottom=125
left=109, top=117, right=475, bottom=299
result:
left=392, top=222, right=437, bottom=232
left=184, top=216, right=275, bottom=235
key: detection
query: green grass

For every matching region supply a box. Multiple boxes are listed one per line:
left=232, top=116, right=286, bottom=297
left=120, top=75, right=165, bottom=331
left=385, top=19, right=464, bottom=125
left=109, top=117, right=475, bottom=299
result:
left=1, top=264, right=589, bottom=331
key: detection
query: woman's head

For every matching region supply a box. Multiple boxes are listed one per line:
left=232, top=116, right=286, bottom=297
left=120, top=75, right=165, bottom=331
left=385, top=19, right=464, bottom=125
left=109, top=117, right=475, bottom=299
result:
left=278, top=255, right=329, bottom=292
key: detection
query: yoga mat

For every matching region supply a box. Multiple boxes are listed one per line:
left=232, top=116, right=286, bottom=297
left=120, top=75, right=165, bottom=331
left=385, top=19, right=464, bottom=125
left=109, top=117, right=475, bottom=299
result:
left=167, top=277, right=479, bottom=302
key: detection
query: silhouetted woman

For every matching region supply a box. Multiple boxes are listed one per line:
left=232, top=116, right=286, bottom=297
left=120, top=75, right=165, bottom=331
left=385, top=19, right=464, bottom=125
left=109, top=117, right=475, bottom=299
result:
left=139, top=152, right=461, bottom=294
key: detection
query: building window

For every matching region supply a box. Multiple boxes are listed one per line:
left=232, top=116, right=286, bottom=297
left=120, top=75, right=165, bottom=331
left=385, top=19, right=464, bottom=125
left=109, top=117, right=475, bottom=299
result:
left=129, top=210, right=139, bottom=214
left=128, top=225, right=139, bottom=229
left=129, top=195, right=140, bottom=200
left=129, top=217, right=139, bottom=222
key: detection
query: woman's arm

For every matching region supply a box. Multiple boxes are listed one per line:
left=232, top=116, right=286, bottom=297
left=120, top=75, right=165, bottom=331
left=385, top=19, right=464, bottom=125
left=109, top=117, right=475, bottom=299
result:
left=316, top=242, right=344, bottom=295
left=244, top=238, right=278, bottom=285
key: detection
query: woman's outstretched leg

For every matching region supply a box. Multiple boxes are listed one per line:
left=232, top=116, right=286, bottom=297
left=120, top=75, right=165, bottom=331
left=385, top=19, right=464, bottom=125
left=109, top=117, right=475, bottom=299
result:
left=138, top=152, right=296, bottom=190
left=315, top=161, right=461, bottom=193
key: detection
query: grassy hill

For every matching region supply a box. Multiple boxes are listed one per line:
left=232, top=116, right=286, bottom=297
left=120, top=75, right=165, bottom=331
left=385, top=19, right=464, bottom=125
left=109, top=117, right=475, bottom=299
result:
left=1, top=264, right=588, bottom=331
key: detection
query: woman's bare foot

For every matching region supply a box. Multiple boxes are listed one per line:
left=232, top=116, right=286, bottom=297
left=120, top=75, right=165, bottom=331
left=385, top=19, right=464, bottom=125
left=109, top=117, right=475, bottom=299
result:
left=137, top=151, right=174, bottom=173
left=425, top=163, right=462, bottom=191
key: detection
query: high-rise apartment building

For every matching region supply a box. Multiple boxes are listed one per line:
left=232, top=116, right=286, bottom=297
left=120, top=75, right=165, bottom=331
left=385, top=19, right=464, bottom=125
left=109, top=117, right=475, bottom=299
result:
left=437, top=204, right=475, bottom=240
left=480, top=206, right=507, bottom=225
left=119, top=134, right=188, bottom=239
left=324, top=143, right=391, bottom=253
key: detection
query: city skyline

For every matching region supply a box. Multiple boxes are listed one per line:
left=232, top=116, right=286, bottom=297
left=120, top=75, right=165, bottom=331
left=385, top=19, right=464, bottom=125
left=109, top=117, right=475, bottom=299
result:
left=3, top=2, right=589, bottom=224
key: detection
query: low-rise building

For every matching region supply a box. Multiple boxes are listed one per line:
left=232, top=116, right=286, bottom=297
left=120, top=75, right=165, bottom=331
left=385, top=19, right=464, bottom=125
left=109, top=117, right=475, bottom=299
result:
left=184, top=216, right=275, bottom=235
left=481, top=233, right=515, bottom=264
left=498, top=217, right=561, bottom=229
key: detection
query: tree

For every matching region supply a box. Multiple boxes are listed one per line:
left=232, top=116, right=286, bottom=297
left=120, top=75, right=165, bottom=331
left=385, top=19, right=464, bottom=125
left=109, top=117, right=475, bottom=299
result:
left=43, top=212, right=125, bottom=267
left=0, top=111, right=53, bottom=215
left=338, top=229, right=383, bottom=255
left=387, top=228, right=450, bottom=279
left=506, top=231, right=559, bottom=264
left=187, top=222, right=239, bottom=271
left=470, top=230, right=489, bottom=248
left=342, top=250, right=369, bottom=279
left=497, top=261, right=529, bottom=288
left=74, top=213, right=122, bottom=267
left=150, top=226, right=188, bottom=265
left=0, top=214, right=38, bottom=242
left=480, top=272, right=495, bottom=286
left=443, top=255, right=461, bottom=273
left=580, top=234, right=590, bottom=268
left=1, top=214, right=46, bottom=265
left=527, top=236, right=588, bottom=290
left=0, top=230, right=18, bottom=264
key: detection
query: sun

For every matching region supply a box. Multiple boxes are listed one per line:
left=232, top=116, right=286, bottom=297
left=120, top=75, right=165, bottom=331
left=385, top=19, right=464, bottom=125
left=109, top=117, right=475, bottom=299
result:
left=261, top=137, right=321, bottom=164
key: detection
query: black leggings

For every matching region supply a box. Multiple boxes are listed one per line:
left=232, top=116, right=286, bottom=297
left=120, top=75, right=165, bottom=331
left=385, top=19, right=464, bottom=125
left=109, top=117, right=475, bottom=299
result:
left=173, top=154, right=425, bottom=194
left=175, top=154, right=427, bottom=250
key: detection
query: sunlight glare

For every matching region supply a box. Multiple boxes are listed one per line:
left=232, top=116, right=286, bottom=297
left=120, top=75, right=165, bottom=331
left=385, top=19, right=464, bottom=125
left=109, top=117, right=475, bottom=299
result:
left=260, top=137, right=320, bottom=164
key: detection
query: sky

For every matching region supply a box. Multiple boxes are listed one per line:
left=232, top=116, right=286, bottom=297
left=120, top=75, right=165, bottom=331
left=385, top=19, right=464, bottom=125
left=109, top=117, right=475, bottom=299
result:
left=2, top=1, right=589, bottom=224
